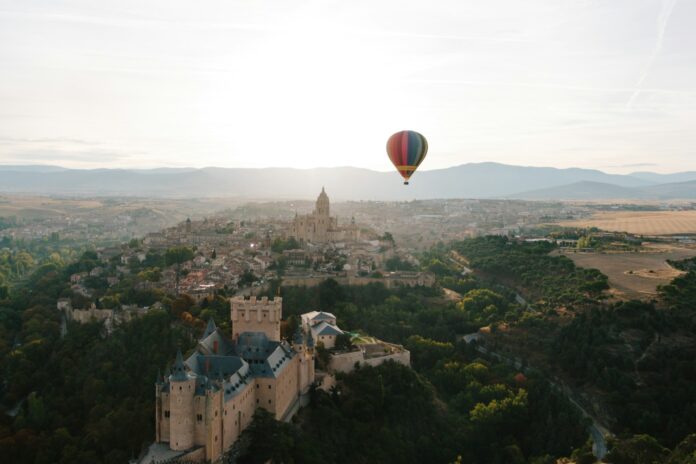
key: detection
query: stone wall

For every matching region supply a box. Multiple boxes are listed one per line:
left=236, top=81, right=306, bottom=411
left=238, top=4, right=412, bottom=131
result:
left=328, top=349, right=411, bottom=373
left=281, top=273, right=436, bottom=289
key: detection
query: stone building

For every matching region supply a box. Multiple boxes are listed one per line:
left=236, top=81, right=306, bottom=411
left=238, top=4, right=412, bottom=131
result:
left=290, top=188, right=359, bottom=243
left=300, top=311, right=343, bottom=349
left=151, top=296, right=315, bottom=463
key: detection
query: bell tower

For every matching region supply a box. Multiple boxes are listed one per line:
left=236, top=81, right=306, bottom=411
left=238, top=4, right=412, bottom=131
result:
left=316, top=187, right=330, bottom=217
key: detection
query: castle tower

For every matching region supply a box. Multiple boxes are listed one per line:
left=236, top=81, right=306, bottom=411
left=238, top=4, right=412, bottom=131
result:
left=316, top=187, right=329, bottom=217
left=230, top=296, right=282, bottom=342
left=169, top=349, right=196, bottom=451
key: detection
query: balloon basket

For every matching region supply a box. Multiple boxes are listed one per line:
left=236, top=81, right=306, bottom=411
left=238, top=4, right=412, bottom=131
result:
left=403, top=181, right=409, bottom=185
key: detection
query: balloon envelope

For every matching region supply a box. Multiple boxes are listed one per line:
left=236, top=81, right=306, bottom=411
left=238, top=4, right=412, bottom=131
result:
left=386, top=130, right=428, bottom=184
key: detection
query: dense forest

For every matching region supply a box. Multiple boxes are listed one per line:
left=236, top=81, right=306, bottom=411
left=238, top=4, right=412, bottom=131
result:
left=423, top=237, right=696, bottom=458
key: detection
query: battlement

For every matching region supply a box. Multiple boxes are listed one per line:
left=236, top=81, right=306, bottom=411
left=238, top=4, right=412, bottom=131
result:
left=230, top=296, right=282, bottom=342
left=231, top=296, right=282, bottom=309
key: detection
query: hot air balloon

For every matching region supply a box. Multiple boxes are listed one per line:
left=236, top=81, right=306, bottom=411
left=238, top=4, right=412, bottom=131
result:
left=386, top=130, right=428, bottom=185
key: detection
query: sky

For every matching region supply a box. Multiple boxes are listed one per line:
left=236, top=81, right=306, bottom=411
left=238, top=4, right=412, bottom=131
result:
left=0, top=0, right=695, bottom=173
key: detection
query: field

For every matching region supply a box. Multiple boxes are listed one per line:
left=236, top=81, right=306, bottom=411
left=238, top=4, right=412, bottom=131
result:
left=554, top=244, right=696, bottom=300
left=558, top=210, right=696, bottom=235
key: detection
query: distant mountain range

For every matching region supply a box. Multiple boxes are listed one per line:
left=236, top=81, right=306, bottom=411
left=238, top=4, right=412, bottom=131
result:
left=1, top=162, right=696, bottom=201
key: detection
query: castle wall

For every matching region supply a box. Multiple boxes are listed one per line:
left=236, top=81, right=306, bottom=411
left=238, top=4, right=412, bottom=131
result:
left=274, top=357, right=300, bottom=420
left=328, top=350, right=411, bottom=373
left=281, top=273, right=436, bottom=289
left=205, top=390, right=223, bottom=463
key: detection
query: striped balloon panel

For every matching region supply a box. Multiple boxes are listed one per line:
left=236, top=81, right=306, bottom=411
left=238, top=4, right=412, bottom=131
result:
left=386, top=130, right=428, bottom=180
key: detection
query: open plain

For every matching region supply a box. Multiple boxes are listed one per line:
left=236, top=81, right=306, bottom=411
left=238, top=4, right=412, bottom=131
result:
left=555, top=244, right=696, bottom=300
left=558, top=210, right=696, bottom=236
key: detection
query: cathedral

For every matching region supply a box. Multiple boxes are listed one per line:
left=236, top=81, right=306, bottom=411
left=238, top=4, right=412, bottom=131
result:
left=151, top=296, right=315, bottom=463
left=290, top=187, right=359, bottom=243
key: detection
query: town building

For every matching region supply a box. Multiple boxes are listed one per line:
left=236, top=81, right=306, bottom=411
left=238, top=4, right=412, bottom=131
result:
left=301, top=311, right=343, bottom=349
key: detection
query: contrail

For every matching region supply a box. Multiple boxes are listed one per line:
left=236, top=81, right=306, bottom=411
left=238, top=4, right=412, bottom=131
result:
left=627, top=0, right=678, bottom=109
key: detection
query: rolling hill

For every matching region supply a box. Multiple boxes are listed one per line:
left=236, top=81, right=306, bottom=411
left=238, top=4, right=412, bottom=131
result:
left=0, top=162, right=695, bottom=200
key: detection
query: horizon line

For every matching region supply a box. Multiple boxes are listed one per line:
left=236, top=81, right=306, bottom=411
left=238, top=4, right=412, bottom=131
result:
left=0, top=161, right=689, bottom=176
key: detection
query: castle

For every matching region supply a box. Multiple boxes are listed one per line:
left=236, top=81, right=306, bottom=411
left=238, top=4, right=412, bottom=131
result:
left=290, top=188, right=359, bottom=243
left=151, top=296, right=315, bottom=463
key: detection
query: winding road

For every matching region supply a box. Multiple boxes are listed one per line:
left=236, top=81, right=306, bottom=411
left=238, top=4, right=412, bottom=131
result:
left=470, top=339, right=610, bottom=460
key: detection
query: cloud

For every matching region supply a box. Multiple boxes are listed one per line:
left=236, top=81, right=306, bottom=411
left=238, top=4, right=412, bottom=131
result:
left=627, top=0, right=679, bottom=109
left=0, top=9, right=270, bottom=32
left=1, top=148, right=132, bottom=164
left=0, top=137, right=98, bottom=146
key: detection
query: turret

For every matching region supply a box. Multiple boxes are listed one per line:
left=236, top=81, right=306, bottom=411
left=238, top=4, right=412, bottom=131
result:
left=169, top=349, right=195, bottom=451
left=292, top=325, right=305, bottom=353
left=202, top=318, right=217, bottom=340
left=306, top=330, right=315, bottom=353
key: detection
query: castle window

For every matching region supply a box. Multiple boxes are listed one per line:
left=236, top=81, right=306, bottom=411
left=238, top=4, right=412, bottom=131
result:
left=256, top=399, right=259, bottom=404
left=268, top=399, right=272, bottom=404
left=164, top=410, right=170, bottom=418
left=196, top=414, right=203, bottom=422
left=268, top=385, right=271, bottom=389
left=215, top=410, right=218, bottom=417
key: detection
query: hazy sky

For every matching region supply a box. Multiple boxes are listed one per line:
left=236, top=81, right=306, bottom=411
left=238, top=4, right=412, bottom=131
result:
left=1, top=0, right=695, bottom=173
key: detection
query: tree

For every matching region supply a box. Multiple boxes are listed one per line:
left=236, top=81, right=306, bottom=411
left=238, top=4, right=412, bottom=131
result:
left=334, top=333, right=353, bottom=351
left=165, top=247, right=194, bottom=267
left=606, top=434, right=670, bottom=464
left=239, top=270, right=258, bottom=287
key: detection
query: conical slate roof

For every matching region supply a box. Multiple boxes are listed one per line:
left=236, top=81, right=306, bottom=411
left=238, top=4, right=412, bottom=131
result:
left=171, top=349, right=188, bottom=381
left=202, top=318, right=217, bottom=339
left=293, top=325, right=304, bottom=345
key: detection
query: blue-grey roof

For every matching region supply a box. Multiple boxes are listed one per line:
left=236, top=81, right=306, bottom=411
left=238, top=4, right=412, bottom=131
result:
left=170, top=349, right=189, bottom=382
left=293, top=325, right=304, bottom=345
left=202, top=318, right=217, bottom=339
left=199, top=329, right=234, bottom=356
left=222, top=362, right=253, bottom=401
left=313, top=321, right=343, bottom=336
left=185, top=352, right=244, bottom=379
left=163, top=323, right=299, bottom=399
